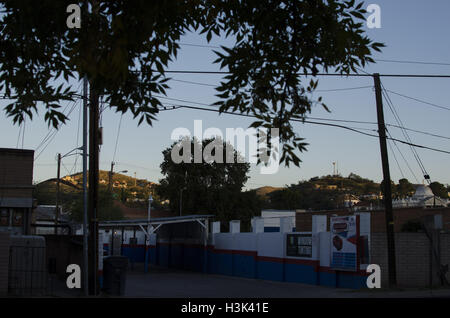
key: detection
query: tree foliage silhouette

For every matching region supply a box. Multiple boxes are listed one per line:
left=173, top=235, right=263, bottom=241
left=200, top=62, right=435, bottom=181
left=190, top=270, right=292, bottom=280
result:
left=0, top=0, right=383, bottom=166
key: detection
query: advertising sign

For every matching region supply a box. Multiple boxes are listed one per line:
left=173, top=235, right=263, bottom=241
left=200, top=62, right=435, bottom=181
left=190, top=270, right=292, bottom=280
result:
left=330, top=215, right=359, bottom=271
left=286, top=233, right=312, bottom=258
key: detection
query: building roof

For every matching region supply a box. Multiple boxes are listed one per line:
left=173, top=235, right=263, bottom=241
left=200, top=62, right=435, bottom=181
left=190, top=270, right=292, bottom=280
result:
left=0, top=148, right=34, bottom=156
left=99, top=214, right=214, bottom=227
left=33, top=205, right=69, bottom=222
left=413, top=185, right=434, bottom=199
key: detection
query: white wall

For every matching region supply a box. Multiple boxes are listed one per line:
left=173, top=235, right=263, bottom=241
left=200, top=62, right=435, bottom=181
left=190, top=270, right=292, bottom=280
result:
left=261, top=210, right=295, bottom=228
left=256, top=233, right=284, bottom=258
left=319, top=232, right=331, bottom=267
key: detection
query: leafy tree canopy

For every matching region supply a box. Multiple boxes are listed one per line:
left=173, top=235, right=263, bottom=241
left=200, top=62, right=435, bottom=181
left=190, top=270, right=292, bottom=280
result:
left=0, top=0, right=383, bottom=166
left=396, top=178, right=415, bottom=199
left=430, top=181, right=449, bottom=199
left=157, top=137, right=257, bottom=224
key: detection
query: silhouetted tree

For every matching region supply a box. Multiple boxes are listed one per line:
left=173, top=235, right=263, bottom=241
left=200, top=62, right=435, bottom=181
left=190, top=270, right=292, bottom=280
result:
left=0, top=0, right=383, bottom=166
left=430, top=182, right=449, bottom=199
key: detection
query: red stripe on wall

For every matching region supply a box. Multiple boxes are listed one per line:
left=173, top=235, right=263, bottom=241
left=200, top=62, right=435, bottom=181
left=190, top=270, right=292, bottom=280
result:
left=256, top=255, right=284, bottom=263
left=232, top=250, right=258, bottom=257
left=284, top=258, right=319, bottom=266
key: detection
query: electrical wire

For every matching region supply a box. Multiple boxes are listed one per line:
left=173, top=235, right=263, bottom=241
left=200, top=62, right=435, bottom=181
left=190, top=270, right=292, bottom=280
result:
left=387, top=139, right=405, bottom=180
left=386, top=130, right=420, bottom=184
left=384, top=89, right=450, bottom=112
left=381, top=86, right=431, bottom=183
left=158, top=102, right=450, bottom=155
left=112, top=114, right=123, bottom=164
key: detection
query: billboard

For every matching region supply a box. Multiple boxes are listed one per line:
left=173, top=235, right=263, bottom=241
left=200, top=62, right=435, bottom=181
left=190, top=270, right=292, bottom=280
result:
left=330, top=215, right=359, bottom=271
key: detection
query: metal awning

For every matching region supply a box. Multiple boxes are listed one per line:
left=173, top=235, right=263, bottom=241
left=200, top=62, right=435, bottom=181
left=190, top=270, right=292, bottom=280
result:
left=99, top=214, right=214, bottom=228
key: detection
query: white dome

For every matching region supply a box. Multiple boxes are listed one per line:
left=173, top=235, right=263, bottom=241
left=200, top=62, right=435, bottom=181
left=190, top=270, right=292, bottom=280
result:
left=413, top=185, right=434, bottom=199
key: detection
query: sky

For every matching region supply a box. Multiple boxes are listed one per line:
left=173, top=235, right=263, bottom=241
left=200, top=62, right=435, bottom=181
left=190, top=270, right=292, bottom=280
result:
left=0, top=0, right=449, bottom=189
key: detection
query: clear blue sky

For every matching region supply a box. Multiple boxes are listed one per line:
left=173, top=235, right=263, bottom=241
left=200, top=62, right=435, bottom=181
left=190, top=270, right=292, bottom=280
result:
left=1, top=0, right=449, bottom=188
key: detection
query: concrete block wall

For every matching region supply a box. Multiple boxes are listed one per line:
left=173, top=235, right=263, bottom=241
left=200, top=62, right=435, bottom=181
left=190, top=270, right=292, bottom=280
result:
left=296, top=208, right=450, bottom=233
left=0, top=232, right=10, bottom=296
left=371, top=232, right=450, bottom=288
left=440, top=233, right=450, bottom=285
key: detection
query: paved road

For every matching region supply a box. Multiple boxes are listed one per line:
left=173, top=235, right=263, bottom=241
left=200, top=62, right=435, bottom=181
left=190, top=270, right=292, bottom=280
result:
left=123, top=266, right=450, bottom=298
left=124, top=267, right=352, bottom=298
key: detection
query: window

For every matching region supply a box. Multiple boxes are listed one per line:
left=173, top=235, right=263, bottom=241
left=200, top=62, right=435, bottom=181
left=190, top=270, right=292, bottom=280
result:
left=12, top=209, right=23, bottom=226
left=286, top=233, right=312, bottom=257
left=0, top=208, right=9, bottom=226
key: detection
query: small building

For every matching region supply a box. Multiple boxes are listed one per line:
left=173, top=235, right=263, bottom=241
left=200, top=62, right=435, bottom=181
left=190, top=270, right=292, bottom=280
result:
left=343, top=194, right=360, bottom=208
left=296, top=206, right=450, bottom=233
left=0, top=148, right=34, bottom=235
left=393, top=185, right=449, bottom=208
left=259, top=209, right=296, bottom=232
left=32, top=205, right=71, bottom=235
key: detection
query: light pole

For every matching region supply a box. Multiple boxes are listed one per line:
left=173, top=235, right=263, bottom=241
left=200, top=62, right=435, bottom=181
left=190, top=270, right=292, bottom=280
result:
left=55, top=146, right=83, bottom=234
left=144, top=194, right=153, bottom=273
left=109, top=166, right=128, bottom=193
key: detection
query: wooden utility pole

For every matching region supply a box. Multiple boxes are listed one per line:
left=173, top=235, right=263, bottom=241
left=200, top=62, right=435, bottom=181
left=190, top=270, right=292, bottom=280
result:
left=55, top=153, right=61, bottom=235
left=82, top=76, right=89, bottom=296
left=88, top=86, right=100, bottom=295
left=373, top=73, right=397, bottom=287
left=108, top=161, right=115, bottom=192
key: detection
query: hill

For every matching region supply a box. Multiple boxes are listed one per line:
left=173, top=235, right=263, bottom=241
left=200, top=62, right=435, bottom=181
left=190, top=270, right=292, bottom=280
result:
left=255, top=186, right=284, bottom=198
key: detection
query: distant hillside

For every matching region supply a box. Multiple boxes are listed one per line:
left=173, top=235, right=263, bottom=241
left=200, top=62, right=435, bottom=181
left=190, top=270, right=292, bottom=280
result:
left=255, top=186, right=284, bottom=198
left=33, top=170, right=158, bottom=206
left=63, top=170, right=156, bottom=188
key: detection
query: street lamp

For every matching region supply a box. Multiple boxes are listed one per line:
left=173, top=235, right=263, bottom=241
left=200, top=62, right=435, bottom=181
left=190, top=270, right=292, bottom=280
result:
left=144, top=194, right=154, bottom=273
left=55, top=146, right=83, bottom=234
left=148, top=195, right=153, bottom=223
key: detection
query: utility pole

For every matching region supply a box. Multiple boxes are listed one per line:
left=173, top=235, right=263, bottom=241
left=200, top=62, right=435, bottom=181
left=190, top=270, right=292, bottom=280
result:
left=373, top=73, right=397, bottom=287
left=82, top=76, right=89, bottom=296
left=88, top=85, right=100, bottom=296
left=108, top=161, right=115, bottom=192
left=55, top=153, right=61, bottom=235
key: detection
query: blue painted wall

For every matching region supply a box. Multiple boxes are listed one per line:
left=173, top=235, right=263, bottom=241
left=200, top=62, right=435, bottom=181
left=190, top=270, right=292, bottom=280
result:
left=257, top=260, right=284, bottom=282
left=233, top=254, right=256, bottom=279
left=122, top=245, right=146, bottom=263
left=284, top=263, right=318, bottom=285
left=111, top=243, right=368, bottom=289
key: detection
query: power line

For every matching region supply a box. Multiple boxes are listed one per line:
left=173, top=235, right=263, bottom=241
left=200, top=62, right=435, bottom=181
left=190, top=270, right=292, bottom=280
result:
left=387, top=139, right=405, bottom=180
left=35, top=82, right=84, bottom=152
left=157, top=70, right=450, bottom=78
left=168, top=77, right=373, bottom=92
left=375, top=59, right=450, bottom=67
left=35, top=98, right=81, bottom=161
left=170, top=78, right=217, bottom=87
left=381, top=85, right=432, bottom=182
left=156, top=94, right=450, bottom=141
left=384, top=89, right=450, bottom=112
left=159, top=102, right=450, bottom=155
left=178, top=43, right=450, bottom=67
left=112, top=114, right=123, bottom=164
left=386, top=130, right=419, bottom=183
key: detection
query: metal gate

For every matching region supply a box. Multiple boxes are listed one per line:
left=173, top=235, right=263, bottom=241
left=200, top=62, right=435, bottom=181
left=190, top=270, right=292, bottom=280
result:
left=8, top=236, right=47, bottom=296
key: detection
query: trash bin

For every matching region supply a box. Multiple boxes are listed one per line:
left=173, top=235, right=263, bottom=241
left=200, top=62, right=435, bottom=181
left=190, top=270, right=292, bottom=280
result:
left=103, top=256, right=128, bottom=296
